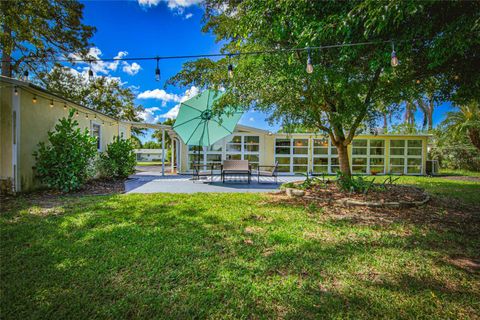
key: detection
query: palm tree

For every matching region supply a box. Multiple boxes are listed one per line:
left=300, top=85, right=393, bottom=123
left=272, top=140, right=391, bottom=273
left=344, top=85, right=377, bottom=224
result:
left=443, top=102, right=480, bottom=151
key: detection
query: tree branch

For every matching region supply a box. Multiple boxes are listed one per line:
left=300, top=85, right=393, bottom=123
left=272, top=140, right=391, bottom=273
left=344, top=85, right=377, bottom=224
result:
left=345, top=67, right=382, bottom=143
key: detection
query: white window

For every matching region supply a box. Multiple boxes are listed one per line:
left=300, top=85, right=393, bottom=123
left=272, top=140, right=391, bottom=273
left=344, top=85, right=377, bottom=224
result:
left=91, top=123, right=102, bottom=151
left=389, top=139, right=423, bottom=174
left=312, top=138, right=339, bottom=174
left=274, top=138, right=309, bottom=174
left=187, top=134, right=260, bottom=170
left=351, top=139, right=385, bottom=174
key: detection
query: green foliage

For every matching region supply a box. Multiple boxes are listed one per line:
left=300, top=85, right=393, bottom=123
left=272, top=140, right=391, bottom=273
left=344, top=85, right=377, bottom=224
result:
left=430, top=128, right=480, bottom=171
left=336, top=172, right=377, bottom=194
left=99, top=136, right=137, bottom=179
left=142, top=141, right=162, bottom=149
left=443, top=102, right=480, bottom=151
left=43, top=66, right=145, bottom=134
left=33, top=110, right=97, bottom=192
left=0, top=0, right=95, bottom=77
left=169, top=1, right=480, bottom=174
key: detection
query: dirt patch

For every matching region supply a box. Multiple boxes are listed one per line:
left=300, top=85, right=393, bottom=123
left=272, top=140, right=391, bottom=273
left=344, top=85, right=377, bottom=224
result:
left=292, top=181, right=427, bottom=203
left=447, top=255, right=480, bottom=273
left=265, top=193, right=480, bottom=235
left=439, top=175, right=480, bottom=182
left=0, top=179, right=125, bottom=214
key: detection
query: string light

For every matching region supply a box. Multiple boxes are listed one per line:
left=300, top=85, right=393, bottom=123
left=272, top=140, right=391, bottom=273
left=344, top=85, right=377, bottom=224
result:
left=75, top=110, right=79, bottom=117
left=23, top=70, right=29, bottom=81
left=64, top=104, right=67, bottom=110
left=50, top=100, right=54, bottom=108
left=32, top=95, right=37, bottom=103
left=391, top=42, right=398, bottom=67
left=14, top=86, right=18, bottom=95
left=306, top=47, right=314, bottom=74
left=227, top=54, right=233, bottom=79
left=155, top=57, right=160, bottom=81
left=88, top=61, right=94, bottom=81
left=86, top=114, right=89, bottom=119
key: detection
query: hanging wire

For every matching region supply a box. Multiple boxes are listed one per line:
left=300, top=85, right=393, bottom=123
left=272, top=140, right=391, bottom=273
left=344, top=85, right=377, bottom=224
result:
left=2, top=39, right=404, bottom=64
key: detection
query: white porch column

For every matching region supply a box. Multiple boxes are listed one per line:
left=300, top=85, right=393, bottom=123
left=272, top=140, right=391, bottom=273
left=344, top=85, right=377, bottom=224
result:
left=171, top=138, right=174, bottom=174
left=161, top=128, right=165, bottom=176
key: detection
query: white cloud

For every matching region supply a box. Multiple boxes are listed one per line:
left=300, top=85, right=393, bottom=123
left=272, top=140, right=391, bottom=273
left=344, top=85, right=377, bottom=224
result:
left=249, top=117, right=255, bottom=122
left=139, top=107, right=162, bottom=124
left=137, top=89, right=181, bottom=103
left=184, top=13, right=193, bottom=19
left=160, top=86, right=200, bottom=119
left=122, top=62, right=141, bottom=76
left=68, top=47, right=141, bottom=77
left=138, top=0, right=202, bottom=8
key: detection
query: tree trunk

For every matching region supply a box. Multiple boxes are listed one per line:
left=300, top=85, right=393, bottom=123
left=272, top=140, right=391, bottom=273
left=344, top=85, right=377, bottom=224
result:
left=467, top=128, right=480, bottom=151
left=428, top=104, right=433, bottom=131
left=383, top=113, right=388, bottom=131
left=336, top=142, right=351, bottom=176
left=1, top=27, right=12, bottom=77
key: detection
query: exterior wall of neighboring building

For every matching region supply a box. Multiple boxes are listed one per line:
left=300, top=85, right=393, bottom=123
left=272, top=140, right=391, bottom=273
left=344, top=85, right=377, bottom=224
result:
left=134, top=149, right=164, bottom=161
left=0, top=77, right=132, bottom=193
left=177, top=125, right=429, bottom=176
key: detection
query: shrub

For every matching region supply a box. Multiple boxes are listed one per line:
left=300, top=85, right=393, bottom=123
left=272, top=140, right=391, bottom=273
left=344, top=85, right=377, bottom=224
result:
left=33, top=110, right=97, bottom=192
left=99, top=136, right=137, bottom=179
left=336, top=172, right=376, bottom=194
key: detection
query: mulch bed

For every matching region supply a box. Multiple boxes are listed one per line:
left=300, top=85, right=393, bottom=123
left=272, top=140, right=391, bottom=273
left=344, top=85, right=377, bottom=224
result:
left=289, top=181, right=427, bottom=203
left=0, top=179, right=125, bottom=213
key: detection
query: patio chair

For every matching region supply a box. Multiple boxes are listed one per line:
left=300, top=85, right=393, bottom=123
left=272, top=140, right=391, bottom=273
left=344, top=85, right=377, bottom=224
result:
left=192, top=163, right=215, bottom=182
left=221, top=160, right=251, bottom=183
left=257, top=161, right=279, bottom=184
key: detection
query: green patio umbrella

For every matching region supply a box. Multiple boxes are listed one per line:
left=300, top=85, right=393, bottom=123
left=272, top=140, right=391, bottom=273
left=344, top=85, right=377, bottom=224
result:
left=173, top=90, right=243, bottom=147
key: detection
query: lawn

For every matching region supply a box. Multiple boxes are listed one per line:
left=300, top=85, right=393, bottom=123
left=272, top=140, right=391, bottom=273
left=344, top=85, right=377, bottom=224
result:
left=1, top=176, right=479, bottom=319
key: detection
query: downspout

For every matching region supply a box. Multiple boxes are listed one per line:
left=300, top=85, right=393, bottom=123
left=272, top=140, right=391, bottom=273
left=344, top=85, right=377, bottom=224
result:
left=12, top=86, right=20, bottom=192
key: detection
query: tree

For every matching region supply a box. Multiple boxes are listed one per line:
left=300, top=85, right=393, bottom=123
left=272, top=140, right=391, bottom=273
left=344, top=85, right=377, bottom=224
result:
left=142, top=141, right=162, bottom=149
left=169, top=1, right=479, bottom=175
left=443, top=102, right=480, bottom=152
left=152, top=118, right=175, bottom=149
left=169, top=1, right=409, bottom=175
left=0, top=0, right=95, bottom=77
left=43, top=65, right=145, bottom=133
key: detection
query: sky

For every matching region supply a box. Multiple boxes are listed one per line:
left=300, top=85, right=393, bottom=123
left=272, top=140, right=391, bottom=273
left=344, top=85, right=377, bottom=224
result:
left=77, top=0, right=453, bottom=142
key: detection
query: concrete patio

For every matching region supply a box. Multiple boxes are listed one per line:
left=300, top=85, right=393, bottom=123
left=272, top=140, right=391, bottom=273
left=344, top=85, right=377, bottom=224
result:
left=125, top=171, right=305, bottom=193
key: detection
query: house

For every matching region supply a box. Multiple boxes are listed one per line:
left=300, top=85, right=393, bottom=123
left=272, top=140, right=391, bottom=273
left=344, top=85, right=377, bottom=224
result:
left=0, top=76, right=131, bottom=193
left=134, top=149, right=164, bottom=162
left=1, top=75, right=429, bottom=194
left=175, top=125, right=430, bottom=176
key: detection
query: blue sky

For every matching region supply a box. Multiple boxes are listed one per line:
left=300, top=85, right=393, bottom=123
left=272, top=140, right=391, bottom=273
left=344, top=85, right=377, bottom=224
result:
left=78, top=0, right=452, bottom=142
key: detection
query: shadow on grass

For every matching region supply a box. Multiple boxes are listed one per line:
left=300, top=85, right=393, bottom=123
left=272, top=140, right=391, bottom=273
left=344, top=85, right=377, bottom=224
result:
left=1, top=193, right=479, bottom=319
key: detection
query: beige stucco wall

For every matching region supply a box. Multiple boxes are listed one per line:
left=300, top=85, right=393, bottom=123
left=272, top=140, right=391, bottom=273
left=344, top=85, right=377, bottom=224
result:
left=0, top=87, right=13, bottom=191
left=15, top=88, right=128, bottom=192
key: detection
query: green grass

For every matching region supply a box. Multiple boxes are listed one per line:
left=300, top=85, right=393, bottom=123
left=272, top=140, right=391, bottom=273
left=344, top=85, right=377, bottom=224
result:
left=1, top=189, right=479, bottom=319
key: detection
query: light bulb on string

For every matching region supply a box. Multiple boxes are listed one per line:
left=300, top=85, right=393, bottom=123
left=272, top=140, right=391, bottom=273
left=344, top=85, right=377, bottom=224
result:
left=306, top=47, right=314, bottom=74
left=14, top=86, right=18, bottom=96
left=86, top=114, right=89, bottom=119
left=64, top=104, right=67, bottom=110
left=32, top=95, right=37, bottom=104
left=227, top=54, right=234, bottom=79
left=23, top=70, right=29, bottom=81
left=155, top=57, right=161, bottom=81
left=391, top=42, right=398, bottom=67
left=75, top=110, right=79, bottom=117
left=88, top=61, right=94, bottom=81
left=50, top=100, right=54, bottom=108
